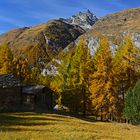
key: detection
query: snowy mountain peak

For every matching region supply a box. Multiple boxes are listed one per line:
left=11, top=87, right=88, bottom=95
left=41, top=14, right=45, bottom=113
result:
left=60, top=10, right=98, bottom=30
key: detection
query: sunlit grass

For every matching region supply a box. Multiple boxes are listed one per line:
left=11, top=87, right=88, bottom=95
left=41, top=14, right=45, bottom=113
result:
left=0, top=112, right=140, bottom=140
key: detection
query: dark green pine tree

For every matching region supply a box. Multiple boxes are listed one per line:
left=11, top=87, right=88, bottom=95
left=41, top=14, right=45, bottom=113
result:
left=124, top=80, right=140, bottom=125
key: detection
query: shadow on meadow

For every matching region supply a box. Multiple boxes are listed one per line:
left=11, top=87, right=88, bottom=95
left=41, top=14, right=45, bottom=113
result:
left=0, top=112, right=138, bottom=140
left=45, top=111, right=97, bottom=122
left=0, top=111, right=98, bottom=132
left=0, top=112, right=67, bottom=132
left=0, top=127, right=48, bottom=132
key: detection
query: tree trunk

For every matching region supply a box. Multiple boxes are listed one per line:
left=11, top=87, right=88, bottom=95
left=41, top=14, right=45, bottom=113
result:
left=82, top=86, right=86, bottom=117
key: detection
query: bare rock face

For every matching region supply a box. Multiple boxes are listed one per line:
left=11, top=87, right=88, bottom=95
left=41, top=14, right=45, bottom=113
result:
left=132, top=33, right=140, bottom=48
left=60, top=10, right=98, bottom=30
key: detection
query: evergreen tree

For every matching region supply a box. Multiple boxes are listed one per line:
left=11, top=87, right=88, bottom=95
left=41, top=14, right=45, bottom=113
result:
left=124, top=80, right=140, bottom=125
left=113, top=36, right=140, bottom=118
left=56, top=39, right=92, bottom=115
left=50, top=53, right=73, bottom=105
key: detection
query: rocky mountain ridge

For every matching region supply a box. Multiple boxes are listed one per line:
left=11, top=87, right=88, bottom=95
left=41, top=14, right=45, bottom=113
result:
left=60, top=10, right=98, bottom=30
left=0, top=10, right=98, bottom=67
left=44, top=7, right=140, bottom=75
left=75, top=7, right=140, bottom=58
left=0, top=20, right=85, bottom=65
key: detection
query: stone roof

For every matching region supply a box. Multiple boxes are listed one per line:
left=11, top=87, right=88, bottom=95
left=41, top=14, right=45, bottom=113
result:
left=0, top=74, right=21, bottom=88
left=22, top=85, right=45, bottom=94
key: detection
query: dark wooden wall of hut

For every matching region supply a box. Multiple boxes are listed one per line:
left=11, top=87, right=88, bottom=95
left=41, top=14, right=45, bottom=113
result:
left=0, top=86, right=54, bottom=112
left=0, top=87, right=21, bottom=112
left=35, top=88, right=53, bottom=110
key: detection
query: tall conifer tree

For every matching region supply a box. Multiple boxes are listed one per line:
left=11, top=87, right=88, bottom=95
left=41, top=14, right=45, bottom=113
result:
left=89, top=37, right=119, bottom=120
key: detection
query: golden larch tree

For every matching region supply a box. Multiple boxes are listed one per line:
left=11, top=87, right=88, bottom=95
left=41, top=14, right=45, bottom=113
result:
left=89, top=37, right=119, bottom=120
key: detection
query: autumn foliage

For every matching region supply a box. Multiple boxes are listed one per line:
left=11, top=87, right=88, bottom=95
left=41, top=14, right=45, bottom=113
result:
left=0, top=35, right=140, bottom=122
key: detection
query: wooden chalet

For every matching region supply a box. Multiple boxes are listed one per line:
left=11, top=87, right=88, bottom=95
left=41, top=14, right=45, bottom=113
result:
left=0, top=74, right=53, bottom=112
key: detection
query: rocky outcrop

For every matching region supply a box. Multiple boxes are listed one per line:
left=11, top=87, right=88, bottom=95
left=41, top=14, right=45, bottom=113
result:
left=132, top=33, right=140, bottom=48
left=60, top=10, right=98, bottom=30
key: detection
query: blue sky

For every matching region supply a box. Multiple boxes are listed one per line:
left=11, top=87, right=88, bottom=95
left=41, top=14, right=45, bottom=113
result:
left=0, top=0, right=140, bottom=34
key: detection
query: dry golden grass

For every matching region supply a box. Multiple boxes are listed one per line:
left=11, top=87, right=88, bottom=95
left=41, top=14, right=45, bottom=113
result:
left=0, top=112, right=140, bottom=140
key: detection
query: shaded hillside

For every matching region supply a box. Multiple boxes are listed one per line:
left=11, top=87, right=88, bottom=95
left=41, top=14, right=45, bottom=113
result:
left=0, top=10, right=99, bottom=67
left=0, top=20, right=85, bottom=65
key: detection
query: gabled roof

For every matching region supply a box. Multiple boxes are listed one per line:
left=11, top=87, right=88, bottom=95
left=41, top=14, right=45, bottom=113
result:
left=22, top=85, right=45, bottom=94
left=0, top=74, right=21, bottom=88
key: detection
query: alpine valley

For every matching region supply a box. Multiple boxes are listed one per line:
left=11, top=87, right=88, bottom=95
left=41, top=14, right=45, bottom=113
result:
left=1, top=4, right=140, bottom=138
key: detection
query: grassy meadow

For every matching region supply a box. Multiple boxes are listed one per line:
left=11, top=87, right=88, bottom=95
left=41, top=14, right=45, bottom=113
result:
left=0, top=112, right=140, bottom=140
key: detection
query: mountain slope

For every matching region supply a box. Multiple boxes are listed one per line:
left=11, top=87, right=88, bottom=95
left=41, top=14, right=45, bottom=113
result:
left=0, top=10, right=98, bottom=67
left=83, top=7, right=140, bottom=43
left=0, top=20, right=85, bottom=65
left=44, top=7, right=140, bottom=75
left=92, top=7, right=140, bottom=36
